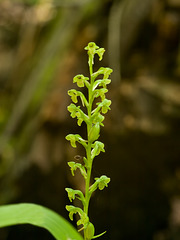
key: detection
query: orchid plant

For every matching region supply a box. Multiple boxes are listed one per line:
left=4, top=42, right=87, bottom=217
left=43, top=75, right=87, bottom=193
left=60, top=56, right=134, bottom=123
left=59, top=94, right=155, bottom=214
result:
left=65, top=42, right=113, bottom=240
left=0, top=42, right=112, bottom=240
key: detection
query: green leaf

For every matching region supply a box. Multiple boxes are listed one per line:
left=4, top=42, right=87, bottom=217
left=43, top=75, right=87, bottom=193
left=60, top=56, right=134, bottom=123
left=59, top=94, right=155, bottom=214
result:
left=0, top=203, right=83, bottom=240
left=92, top=231, right=106, bottom=239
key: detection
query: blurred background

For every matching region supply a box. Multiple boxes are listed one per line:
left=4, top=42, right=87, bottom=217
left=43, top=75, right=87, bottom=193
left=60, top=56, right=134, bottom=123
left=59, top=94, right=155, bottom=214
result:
left=0, top=0, right=180, bottom=239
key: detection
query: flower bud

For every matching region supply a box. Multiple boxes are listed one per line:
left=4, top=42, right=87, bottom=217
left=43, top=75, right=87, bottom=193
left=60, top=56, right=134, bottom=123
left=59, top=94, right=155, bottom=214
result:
left=85, top=222, right=95, bottom=240
left=88, top=123, right=100, bottom=143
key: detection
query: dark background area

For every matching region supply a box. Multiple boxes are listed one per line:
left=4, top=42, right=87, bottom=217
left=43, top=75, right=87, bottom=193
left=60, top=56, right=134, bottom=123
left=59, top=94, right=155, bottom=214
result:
left=0, top=0, right=180, bottom=239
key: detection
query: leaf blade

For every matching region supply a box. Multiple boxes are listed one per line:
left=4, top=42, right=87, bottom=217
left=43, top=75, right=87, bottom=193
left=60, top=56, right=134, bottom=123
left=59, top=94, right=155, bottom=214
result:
left=0, top=203, right=83, bottom=240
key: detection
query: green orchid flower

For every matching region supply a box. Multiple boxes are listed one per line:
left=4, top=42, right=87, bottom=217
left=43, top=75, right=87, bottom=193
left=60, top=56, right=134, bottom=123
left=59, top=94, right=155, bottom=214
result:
left=73, top=74, right=89, bottom=88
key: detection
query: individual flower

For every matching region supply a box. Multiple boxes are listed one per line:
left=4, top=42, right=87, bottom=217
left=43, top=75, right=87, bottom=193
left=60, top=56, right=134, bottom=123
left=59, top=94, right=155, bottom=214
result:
left=101, top=67, right=113, bottom=79
left=65, top=188, right=76, bottom=202
left=95, top=175, right=111, bottom=190
left=93, top=79, right=111, bottom=90
left=67, top=103, right=79, bottom=118
left=91, top=141, right=105, bottom=159
left=95, top=99, right=111, bottom=114
left=84, top=42, right=99, bottom=56
left=67, top=104, right=88, bottom=125
left=96, top=88, right=108, bottom=101
left=66, top=134, right=77, bottom=148
left=73, top=74, right=89, bottom=88
left=66, top=134, right=86, bottom=148
left=66, top=205, right=83, bottom=221
left=91, top=112, right=104, bottom=126
left=101, top=99, right=111, bottom=114
left=96, top=48, right=105, bottom=61
left=85, top=42, right=105, bottom=64
left=77, top=212, right=89, bottom=227
left=68, top=89, right=78, bottom=103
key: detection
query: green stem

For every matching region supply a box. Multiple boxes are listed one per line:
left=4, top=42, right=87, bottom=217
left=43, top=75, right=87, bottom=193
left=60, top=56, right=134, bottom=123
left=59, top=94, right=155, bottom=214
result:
left=84, top=58, right=94, bottom=240
left=84, top=143, right=92, bottom=215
